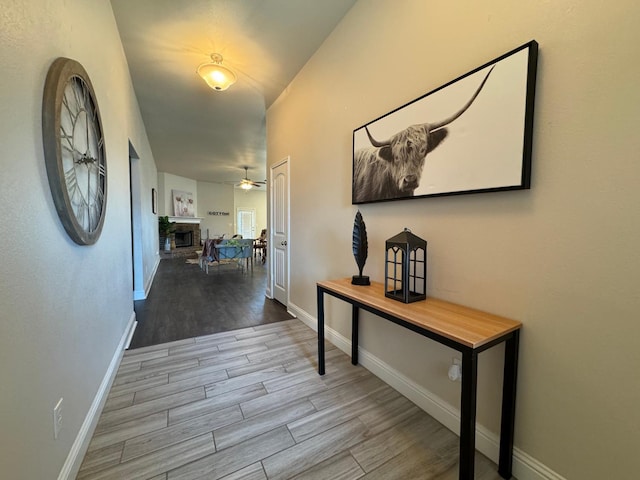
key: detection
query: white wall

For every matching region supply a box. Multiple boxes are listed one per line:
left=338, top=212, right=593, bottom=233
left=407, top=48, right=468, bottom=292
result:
left=158, top=172, right=198, bottom=217
left=267, top=1, right=640, bottom=479
left=197, top=181, right=235, bottom=238
left=194, top=182, right=267, bottom=240
left=0, top=0, right=158, bottom=477
left=161, top=175, right=267, bottom=242
left=130, top=145, right=160, bottom=299
left=135, top=154, right=160, bottom=287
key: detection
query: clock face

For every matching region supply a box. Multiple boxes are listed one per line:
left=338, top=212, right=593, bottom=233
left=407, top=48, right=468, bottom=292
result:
left=43, top=58, right=107, bottom=245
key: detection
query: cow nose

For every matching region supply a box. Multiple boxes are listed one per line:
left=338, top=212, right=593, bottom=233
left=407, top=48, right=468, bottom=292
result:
left=403, top=175, right=418, bottom=187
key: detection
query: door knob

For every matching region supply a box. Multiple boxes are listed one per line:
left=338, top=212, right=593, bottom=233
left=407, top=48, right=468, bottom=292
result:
left=281, top=241, right=287, bottom=246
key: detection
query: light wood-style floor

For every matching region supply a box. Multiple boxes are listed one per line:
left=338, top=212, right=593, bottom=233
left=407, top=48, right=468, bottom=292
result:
left=78, top=319, right=505, bottom=480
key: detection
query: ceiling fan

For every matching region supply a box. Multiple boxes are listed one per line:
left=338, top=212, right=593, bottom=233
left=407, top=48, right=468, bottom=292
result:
left=237, top=167, right=266, bottom=190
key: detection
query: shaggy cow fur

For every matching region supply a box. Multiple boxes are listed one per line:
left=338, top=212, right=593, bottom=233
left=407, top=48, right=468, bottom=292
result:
left=353, top=126, right=447, bottom=203
left=352, top=66, right=494, bottom=204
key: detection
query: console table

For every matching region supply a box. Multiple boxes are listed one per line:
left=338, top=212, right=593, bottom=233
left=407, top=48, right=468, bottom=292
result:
left=316, top=278, right=522, bottom=480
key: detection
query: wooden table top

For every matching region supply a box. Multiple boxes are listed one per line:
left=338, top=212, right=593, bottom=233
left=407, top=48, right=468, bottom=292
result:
left=318, top=278, right=521, bottom=349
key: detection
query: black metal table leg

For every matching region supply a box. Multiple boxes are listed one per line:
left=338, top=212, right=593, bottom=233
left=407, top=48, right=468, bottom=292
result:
left=498, top=330, right=520, bottom=478
left=317, top=286, right=325, bottom=375
left=351, top=305, right=359, bottom=365
left=459, top=350, right=478, bottom=480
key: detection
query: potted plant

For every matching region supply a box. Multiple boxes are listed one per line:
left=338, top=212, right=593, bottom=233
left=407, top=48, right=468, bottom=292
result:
left=158, top=216, right=176, bottom=251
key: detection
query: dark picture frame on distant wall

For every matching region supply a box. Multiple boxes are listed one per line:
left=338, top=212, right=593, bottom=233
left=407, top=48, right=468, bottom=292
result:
left=152, top=188, right=157, bottom=214
left=352, top=40, right=538, bottom=205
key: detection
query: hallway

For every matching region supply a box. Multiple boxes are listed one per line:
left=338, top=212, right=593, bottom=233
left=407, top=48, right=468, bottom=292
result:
left=77, top=256, right=505, bottom=479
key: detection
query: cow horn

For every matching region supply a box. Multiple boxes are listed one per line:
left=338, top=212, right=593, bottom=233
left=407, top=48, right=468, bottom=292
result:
left=429, top=65, right=495, bottom=132
left=364, top=126, right=390, bottom=148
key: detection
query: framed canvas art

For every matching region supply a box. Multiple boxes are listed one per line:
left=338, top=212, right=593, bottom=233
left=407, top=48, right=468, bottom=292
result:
left=172, top=190, right=195, bottom=217
left=352, top=40, right=538, bottom=204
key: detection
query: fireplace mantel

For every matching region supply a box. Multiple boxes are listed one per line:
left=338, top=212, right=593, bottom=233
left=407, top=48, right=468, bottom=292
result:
left=168, top=216, right=202, bottom=224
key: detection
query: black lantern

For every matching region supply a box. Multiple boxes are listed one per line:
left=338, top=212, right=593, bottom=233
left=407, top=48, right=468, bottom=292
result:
left=385, top=228, right=427, bottom=303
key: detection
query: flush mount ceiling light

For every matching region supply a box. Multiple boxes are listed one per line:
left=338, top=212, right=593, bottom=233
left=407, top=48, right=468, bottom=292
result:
left=197, top=53, right=237, bottom=91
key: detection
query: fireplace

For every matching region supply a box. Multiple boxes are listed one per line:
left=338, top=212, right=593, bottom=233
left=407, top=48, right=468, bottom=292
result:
left=173, top=222, right=201, bottom=249
left=174, top=231, right=193, bottom=248
left=159, top=218, right=203, bottom=258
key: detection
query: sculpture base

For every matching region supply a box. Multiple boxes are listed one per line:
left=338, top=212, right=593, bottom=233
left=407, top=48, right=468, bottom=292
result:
left=351, top=275, right=370, bottom=286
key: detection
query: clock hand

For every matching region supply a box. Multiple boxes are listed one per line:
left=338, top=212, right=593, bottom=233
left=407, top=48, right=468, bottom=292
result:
left=86, top=111, right=88, bottom=146
left=84, top=89, right=90, bottom=156
left=75, top=153, right=97, bottom=166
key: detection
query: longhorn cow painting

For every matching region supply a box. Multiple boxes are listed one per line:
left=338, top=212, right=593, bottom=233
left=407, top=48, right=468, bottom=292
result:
left=352, top=41, right=538, bottom=204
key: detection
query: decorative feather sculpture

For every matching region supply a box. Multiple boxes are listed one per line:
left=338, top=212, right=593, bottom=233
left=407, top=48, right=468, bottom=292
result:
left=351, top=210, right=370, bottom=285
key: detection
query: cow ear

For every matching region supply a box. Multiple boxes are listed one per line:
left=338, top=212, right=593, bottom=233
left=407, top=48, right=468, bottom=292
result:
left=427, top=128, right=448, bottom=154
left=379, top=146, right=393, bottom=162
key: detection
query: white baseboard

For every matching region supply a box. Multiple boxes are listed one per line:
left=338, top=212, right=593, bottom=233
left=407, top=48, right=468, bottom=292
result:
left=125, top=321, right=138, bottom=350
left=287, top=302, right=566, bottom=480
left=134, top=256, right=160, bottom=300
left=57, top=312, right=137, bottom=480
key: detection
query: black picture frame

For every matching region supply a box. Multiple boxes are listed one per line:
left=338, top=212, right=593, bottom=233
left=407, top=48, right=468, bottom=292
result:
left=352, top=40, right=538, bottom=205
left=152, top=188, right=157, bottom=214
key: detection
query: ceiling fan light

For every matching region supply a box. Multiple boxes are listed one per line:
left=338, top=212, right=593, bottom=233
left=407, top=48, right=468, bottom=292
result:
left=240, top=182, right=252, bottom=190
left=197, top=53, right=237, bottom=91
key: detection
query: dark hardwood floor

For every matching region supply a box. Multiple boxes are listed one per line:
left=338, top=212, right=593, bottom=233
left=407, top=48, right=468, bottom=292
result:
left=131, top=256, right=293, bottom=349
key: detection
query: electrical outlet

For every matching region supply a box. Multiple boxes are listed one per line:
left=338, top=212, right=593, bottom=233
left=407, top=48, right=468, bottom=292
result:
left=53, top=398, right=63, bottom=439
left=448, top=358, right=462, bottom=382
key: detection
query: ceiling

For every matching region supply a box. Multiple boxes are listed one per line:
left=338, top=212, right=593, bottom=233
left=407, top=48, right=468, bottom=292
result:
left=110, top=0, right=356, bottom=186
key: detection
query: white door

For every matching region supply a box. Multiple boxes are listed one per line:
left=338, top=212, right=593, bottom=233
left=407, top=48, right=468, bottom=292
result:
left=271, top=158, right=289, bottom=306
left=236, top=208, right=256, bottom=239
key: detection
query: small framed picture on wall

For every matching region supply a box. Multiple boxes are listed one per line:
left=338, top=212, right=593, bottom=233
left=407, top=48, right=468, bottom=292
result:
left=152, top=188, right=158, bottom=214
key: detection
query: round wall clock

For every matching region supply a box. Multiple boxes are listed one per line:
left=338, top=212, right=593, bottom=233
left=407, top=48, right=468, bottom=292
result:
left=42, top=57, right=107, bottom=245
